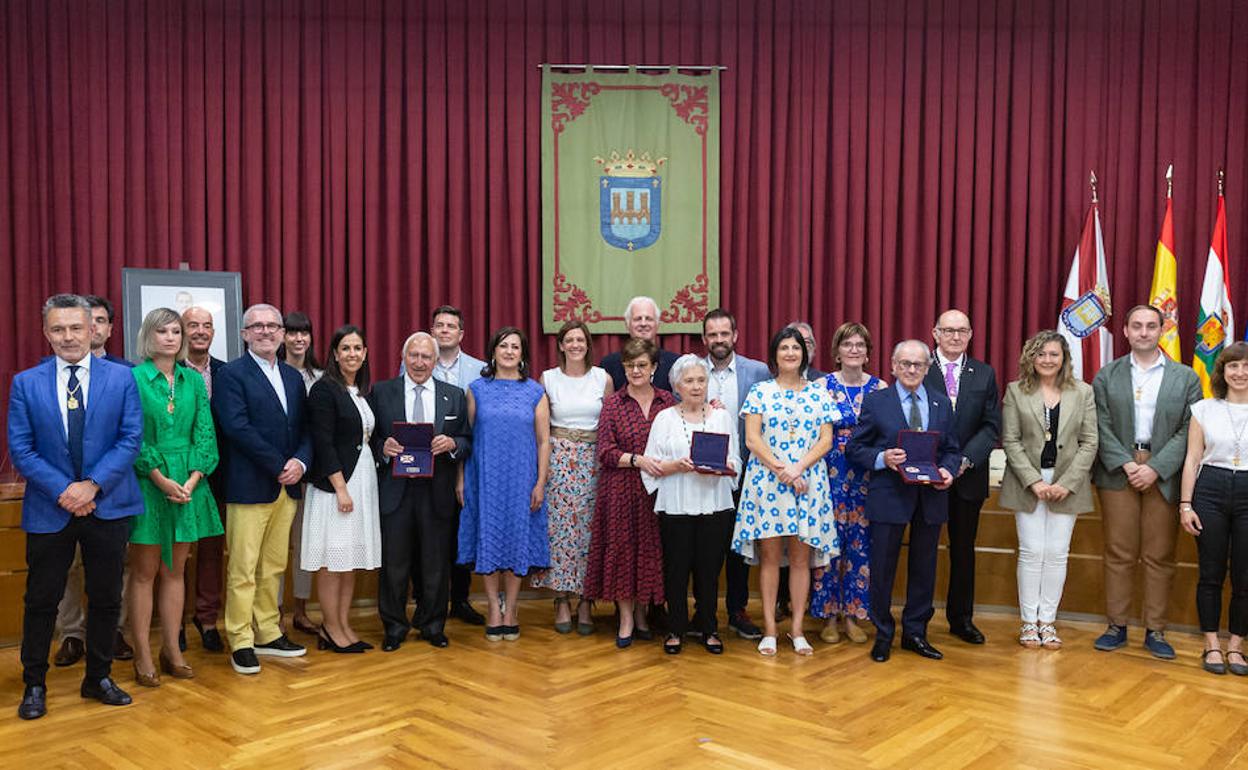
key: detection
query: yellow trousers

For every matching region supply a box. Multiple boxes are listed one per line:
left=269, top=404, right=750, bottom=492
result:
left=225, top=489, right=295, bottom=650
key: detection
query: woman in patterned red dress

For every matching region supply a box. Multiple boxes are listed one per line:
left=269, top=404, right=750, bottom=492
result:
left=584, top=338, right=676, bottom=647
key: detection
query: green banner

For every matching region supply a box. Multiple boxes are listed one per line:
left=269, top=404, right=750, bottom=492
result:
left=542, top=67, right=720, bottom=334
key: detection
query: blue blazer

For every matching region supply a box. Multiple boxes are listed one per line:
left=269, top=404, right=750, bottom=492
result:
left=211, top=354, right=313, bottom=504
left=845, top=385, right=962, bottom=526
left=724, top=354, right=772, bottom=462
left=7, top=357, right=144, bottom=533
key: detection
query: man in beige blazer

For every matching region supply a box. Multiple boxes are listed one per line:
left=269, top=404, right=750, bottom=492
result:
left=1090, top=305, right=1202, bottom=659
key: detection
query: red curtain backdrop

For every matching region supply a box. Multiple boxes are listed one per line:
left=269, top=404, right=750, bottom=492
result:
left=3, top=0, right=1247, bottom=454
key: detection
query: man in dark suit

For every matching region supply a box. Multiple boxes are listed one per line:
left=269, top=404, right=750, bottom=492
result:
left=847, top=339, right=961, bottom=663
left=8, top=294, right=144, bottom=719
left=600, top=296, right=680, bottom=391
left=180, top=306, right=229, bottom=652
left=923, top=309, right=1001, bottom=644
left=370, top=332, right=472, bottom=651
left=212, top=303, right=313, bottom=675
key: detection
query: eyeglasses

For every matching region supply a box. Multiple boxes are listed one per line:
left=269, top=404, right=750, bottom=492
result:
left=895, top=360, right=928, bottom=371
left=840, top=341, right=867, bottom=350
left=245, top=323, right=284, bottom=333
left=936, top=327, right=972, bottom=337
left=624, top=362, right=653, bottom=371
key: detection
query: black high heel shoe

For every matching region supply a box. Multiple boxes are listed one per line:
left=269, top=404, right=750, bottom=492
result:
left=318, top=627, right=363, bottom=654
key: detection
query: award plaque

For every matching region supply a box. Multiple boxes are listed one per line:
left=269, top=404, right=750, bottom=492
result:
left=690, top=431, right=735, bottom=476
left=392, top=421, right=435, bottom=478
left=897, top=429, right=941, bottom=485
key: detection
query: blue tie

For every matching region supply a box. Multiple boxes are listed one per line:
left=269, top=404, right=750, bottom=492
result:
left=66, top=365, right=86, bottom=480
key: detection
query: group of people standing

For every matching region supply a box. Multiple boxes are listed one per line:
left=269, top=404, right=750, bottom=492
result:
left=10, top=291, right=1248, bottom=721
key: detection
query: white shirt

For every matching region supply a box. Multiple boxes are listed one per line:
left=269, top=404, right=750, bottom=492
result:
left=56, top=353, right=92, bottom=438
left=542, top=367, right=609, bottom=430
left=249, top=350, right=288, bottom=413
left=1192, top=399, right=1248, bottom=471
left=641, top=405, right=740, bottom=514
left=934, top=350, right=964, bottom=407
left=704, top=353, right=740, bottom=423
left=404, top=372, right=436, bottom=423
left=1130, top=351, right=1166, bottom=443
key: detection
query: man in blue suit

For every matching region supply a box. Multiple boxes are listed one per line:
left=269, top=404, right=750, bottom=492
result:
left=701, top=308, right=771, bottom=639
left=8, top=294, right=144, bottom=719
left=847, top=339, right=961, bottom=663
left=212, top=303, right=313, bottom=675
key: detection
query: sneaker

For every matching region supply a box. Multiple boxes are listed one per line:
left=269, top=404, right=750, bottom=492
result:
left=1093, top=624, right=1127, bottom=651
left=231, top=648, right=261, bottom=675
left=254, top=634, right=307, bottom=658
left=1143, top=629, right=1176, bottom=660
left=727, top=611, right=763, bottom=640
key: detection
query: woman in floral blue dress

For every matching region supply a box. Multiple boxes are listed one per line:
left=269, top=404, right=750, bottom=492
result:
left=732, top=327, right=838, bottom=657
left=810, top=323, right=888, bottom=645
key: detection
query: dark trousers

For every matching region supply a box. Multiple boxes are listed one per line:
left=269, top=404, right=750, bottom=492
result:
left=381, top=482, right=451, bottom=638
left=1192, top=467, right=1248, bottom=636
left=944, top=494, right=984, bottom=627
left=661, top=511, right=732, bottom=636
left=412, top=503, right=472, bottom=610
left=22, top=515, right=131, bottom=687
left=193, top=501, right=227, bottom=625
left=724, top=488, right=749, bottom=615
left=869, top=509, right=942, bottom=643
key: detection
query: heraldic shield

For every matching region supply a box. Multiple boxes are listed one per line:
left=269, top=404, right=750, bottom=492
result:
left=600, top=175, right=662, bottom=251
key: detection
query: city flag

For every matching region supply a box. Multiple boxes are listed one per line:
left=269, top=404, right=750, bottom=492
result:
left=1059, top=196, right=1114, bottom=381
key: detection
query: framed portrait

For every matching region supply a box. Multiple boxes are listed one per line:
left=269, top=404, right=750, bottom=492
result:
left=121, top=268, right=244, bottom=362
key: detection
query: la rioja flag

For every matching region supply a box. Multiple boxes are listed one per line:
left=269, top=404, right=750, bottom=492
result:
left=1059, top=184, right=1114, bottom=381
left=1194, top=189, right=1234, bottom=397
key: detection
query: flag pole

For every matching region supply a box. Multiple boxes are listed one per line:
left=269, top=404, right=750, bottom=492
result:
left=1089, top=170, right=1099, bottom=204
left=1219, top=167, right=1225, bottom=196
left=1166, top=163, right=1173, bottom=199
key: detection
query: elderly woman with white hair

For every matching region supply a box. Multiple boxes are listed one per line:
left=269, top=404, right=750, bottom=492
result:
left=641, top=355, right=741, bottom=654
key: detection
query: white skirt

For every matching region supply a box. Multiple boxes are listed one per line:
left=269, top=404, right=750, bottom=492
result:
left=300, top=446, right=382, bottom=572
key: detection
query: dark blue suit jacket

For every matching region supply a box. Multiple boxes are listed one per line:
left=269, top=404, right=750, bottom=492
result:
left=846, top=385, right=962, bottom=526
left=211, top=353, right=312, bottom=504
left=7, top=357, right=144, bottom=532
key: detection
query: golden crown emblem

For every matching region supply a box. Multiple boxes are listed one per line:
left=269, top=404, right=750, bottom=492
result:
left=593, top=149, right=667, bottom=178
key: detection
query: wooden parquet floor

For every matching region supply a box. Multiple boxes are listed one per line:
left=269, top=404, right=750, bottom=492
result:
left=1, top=601, right=1247, bottom=769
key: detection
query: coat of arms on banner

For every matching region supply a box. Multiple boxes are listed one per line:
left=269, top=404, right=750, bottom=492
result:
left=1061, top=288, right=1112, bottom=338
left=596, top=150, right=665, bottom=251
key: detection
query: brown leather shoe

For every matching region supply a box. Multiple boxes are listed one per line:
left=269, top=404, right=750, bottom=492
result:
left=159, top=649, right=194, bottom=680
left=113, top=631, right=134, bottom=661
left=54, top=637, right=85, bottom=667
left=132, top=661, right=161, bottom=688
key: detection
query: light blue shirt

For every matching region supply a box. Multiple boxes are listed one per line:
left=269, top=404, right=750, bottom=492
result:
left=875, top=382, right=929, bottom=470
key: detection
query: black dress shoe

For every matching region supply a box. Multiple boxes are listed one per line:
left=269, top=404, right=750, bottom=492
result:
left=900, top=635, right=944, bottom=660
left=193, top=618, right=225, bottom=653
left=54, top=637, right=85, bottom=667
left=950, top=622, right=986, bottom=645
left=18, top=685, right=47, bottom=720
left=113, top=631, right=134, bottom=661
left=382, top=635, right=405, bottom=652
left=450, top=601, right=486, bottom=626
left=81, top=676, right=133, bottom=706
left=423, top=631, right=450, bottom=648
left=870, top=638, right=891, bottom=662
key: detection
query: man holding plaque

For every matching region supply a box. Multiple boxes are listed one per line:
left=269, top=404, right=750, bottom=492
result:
left=923, top=309, right=1001, bottom=645
left=847, top=340, right=961, bottom=663
left=370, top=332, right=472, bottom=651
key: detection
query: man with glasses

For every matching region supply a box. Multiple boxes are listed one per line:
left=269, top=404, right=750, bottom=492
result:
left=787, top=321, right=825, bottom=381
left=212, top=304, right=313, bottom=674
left=848, top=340, right=961, bottom=663
left=922, top=309, right=1001, bottom=645
left=601, top=296, right=680, bottom=391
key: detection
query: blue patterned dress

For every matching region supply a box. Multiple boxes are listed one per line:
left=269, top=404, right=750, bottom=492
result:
left=458, top=377, right=551, bottom=575
left=809, top=373, right=887, bottom=620
left=731, top=379, right=840, bottom=567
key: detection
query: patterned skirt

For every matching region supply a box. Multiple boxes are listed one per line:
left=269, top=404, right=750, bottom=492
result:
left=530, top=437, right=598, bottom=593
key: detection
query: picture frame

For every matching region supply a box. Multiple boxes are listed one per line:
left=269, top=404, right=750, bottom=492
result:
left=121, top=268, right=244, bottom=363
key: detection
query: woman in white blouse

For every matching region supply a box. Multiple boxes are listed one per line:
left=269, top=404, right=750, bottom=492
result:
left=533, top=321, right=613, bottom=633
left=1180, top=341, right=1248, bottom=676
left=642, top=355, right=740, bottom=654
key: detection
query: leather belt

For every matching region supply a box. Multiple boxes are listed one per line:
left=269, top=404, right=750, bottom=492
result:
left=1132, top=442, right=1151, bottom=451
left=551, top=427, right=598, bottom=443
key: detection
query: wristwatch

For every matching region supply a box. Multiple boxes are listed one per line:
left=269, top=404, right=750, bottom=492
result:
left=629, top=453, right=638, bottom=468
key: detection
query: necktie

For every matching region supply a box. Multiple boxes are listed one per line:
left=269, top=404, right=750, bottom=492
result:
left=411, top=383, right=425, bottom=422
left=908, top=393, right=923, bottom=430
left=66, top=365, right=86, bottom=480
left=944, top=361, right=959, bottom=399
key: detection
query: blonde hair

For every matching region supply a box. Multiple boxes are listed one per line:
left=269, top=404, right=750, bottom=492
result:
left=136, top=307, right=187, bottom=361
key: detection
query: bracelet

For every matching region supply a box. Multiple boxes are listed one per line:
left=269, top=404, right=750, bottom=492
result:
left=1180, top=500, right=1192, bottom=505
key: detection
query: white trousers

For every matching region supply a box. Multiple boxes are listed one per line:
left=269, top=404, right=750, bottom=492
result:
left=1015, top=469, right=1078, bottom=624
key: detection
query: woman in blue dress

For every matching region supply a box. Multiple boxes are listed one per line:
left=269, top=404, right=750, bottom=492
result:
left=731, top=327, right=838, bottom=656
left=810, top=323, right=888, bottom=645
left=458, top=327, right=551, bottom=642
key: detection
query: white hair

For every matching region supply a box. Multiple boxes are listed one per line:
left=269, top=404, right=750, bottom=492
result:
left=668, top=354, right=708, bottom=389
left=891, top=339, right=931, bottom=363
left=403, top=331, right=437, bottom=355
left=624, top=296, right=659, bottom=323
left=242, top=303, right=282, bottom=327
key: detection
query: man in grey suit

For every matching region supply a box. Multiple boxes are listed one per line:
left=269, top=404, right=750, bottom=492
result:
left=1091, top=304, right=1201, bottom=659
left=702, top=308, right=771, bottom=639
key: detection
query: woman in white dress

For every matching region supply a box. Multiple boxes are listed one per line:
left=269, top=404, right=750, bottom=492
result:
left=532, top=321, right=612, bottom=633
left=643, top=355, right=740, bottom=654
left=302, top=325, right=382, bottom=653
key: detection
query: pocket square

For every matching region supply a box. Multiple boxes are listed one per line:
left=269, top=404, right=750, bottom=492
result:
left=444, top=415, right=458, bottom=421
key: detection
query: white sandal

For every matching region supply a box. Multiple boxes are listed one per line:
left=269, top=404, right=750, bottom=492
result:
left=758, top=636, right=778, bottom=656
left=788, top=633, right=814, bottom=656
left=1019, top=623, right=1041, bottom=648
left=1039, top=623, right=1062, bottom=649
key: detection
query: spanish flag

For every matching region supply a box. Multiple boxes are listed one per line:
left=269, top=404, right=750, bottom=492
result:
left=1149, top=169, right=1180, bottom=360
left=1194, top=189, right=1235, bottom=397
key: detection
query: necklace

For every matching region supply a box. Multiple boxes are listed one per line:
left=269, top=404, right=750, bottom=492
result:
left=66, top=380, right=82, bottom=411
left=677, top=404, right=707, bottom=446
left=166, top=372, right=176, bottom=414
left=780, top=384, right=803, bottom=439
left=1043, top=405, right=1053, bottom=443
left=1224, top=400, right=1248, bottom=466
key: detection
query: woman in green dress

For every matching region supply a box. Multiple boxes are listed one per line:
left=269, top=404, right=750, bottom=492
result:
left=127, top=308, right=223, bottom=686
